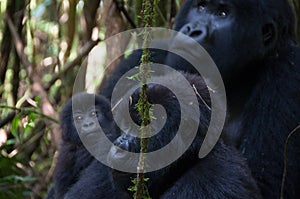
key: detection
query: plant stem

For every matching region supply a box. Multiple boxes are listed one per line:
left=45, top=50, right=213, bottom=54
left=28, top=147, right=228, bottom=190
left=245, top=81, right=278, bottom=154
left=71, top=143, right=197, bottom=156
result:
left=135, top=0, right=158, bottom=198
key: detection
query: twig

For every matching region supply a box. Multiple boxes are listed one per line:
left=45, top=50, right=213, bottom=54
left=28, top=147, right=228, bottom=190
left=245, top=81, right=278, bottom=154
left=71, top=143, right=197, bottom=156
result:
left=280, top=124, right=300, bottom=199
left=5, top=14, right=33, bottom=77
left=154, top=3, right=167, bottom=25
left=45, top=38, right=100, bottom=90
left=0, top=105, right=58, bottom=124
left=114, top=0, right=137, bottom=28
left=0, top=99, right=30, bottom=128
left=192, top=84, right=211, bottom=111
left=0, top=111, right=17, bottom=128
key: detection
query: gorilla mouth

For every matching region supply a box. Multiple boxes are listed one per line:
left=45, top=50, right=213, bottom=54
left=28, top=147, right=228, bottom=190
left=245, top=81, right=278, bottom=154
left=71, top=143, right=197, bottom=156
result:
left=80, top=131, right=100, bottom=142
left=81, top=131, right=116, bottom=145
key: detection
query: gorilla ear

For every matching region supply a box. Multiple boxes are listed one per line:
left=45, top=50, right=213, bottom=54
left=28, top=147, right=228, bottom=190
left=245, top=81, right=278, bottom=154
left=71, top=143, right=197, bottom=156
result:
left=262, top=22, right=278, bottom=49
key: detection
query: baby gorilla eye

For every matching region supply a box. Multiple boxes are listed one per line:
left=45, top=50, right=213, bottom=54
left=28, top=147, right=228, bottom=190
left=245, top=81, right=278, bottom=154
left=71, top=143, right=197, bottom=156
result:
left=90, top=111, right=97, bottom=117
left=75, top=115, right=83, bottom=121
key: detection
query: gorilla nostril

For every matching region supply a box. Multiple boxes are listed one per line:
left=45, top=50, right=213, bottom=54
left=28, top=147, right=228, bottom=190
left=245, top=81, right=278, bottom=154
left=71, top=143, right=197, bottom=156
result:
left=180, top=24, right=192, bottom=35
left=186, top=25, right=191, bottom=33
left=84, top=122, right=94, bottom=127
left=190, top=30, right=203, bottom=38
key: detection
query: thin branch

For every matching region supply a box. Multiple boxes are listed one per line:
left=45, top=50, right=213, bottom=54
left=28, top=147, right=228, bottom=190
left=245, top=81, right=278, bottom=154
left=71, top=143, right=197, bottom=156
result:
left=280, top=125, right=300, bottom=199
left=0, top=100, right=30, bottom=128
left=155, top=3, right=167, bottom=25
left=0, top=111, right=17, bottom=128
left=5, top=14, right=33, bottom=78
left=0, top=105, right=58, bottom=124
left=192, top=84, right=211, bottom=111
left=114, top=0, right=137, bottom=28
left=45, top=38, right=100, bottom=90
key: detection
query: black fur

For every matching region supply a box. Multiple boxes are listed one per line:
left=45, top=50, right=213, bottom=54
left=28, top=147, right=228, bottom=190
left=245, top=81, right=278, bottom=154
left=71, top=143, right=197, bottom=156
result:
left=98, top=0, right=300, bottom=198
left=52, top=93, right=122, bottom=199
left=108, top=72, right=262, bottom=198
left=173, top=0, right=300, bottom=198
left=63, top=159, right=130, bottom=199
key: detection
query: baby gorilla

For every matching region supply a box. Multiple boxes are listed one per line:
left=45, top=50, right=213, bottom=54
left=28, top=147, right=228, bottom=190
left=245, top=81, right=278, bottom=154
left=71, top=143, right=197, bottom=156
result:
left=107, top=72, right=262, bottom=199
left=52, top=93, right=121, bottom=199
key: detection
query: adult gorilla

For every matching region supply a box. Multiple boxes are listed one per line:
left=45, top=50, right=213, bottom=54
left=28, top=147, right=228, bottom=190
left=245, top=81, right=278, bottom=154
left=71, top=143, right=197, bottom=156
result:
left=99, top=0, right=300, bottom=198
left=168, top=0, right=300, bottom=198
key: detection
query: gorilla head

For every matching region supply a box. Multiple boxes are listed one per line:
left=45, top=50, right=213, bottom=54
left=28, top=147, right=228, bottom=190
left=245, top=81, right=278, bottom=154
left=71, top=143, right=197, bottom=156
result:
left=60, top=93, right=115, bottom=144
left=168, top=0, right=296, bottom=82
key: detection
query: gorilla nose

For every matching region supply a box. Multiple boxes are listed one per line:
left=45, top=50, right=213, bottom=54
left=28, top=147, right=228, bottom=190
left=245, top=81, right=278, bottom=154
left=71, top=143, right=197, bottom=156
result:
left=84, top=122, right=94, bottom=127
left=82, top=121, right=95, bottom=131
left=180, top=23, right=208, bottom=42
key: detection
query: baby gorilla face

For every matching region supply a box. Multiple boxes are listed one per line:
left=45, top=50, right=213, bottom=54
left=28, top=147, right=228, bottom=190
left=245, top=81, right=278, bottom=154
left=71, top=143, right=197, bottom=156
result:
left=61, top=93, right=117, bottom=145
left=73, top=109, right=100, bottom=139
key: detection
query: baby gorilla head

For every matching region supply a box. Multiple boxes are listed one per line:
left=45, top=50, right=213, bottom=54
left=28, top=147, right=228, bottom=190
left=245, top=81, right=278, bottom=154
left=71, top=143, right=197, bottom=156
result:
left=53, top=93, right=120, bottom=199
left=60, top=93, right=116, bottom=145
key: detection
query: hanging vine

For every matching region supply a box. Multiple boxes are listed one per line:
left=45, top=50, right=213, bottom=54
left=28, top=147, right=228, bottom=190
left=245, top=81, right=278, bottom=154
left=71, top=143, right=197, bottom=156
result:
left=129, top=0, right=159, bottom=198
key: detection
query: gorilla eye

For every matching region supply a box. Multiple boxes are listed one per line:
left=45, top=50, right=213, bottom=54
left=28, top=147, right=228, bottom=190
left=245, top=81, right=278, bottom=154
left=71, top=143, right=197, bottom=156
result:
left=197, top=2, right=206, bottom=12
left=217, top=7, right=229, bottom=17
left=218, top=11, right=227, bottom=17
left=75, top=115, right=83, bottom=121
left=90, top=111, right=97, bottom=117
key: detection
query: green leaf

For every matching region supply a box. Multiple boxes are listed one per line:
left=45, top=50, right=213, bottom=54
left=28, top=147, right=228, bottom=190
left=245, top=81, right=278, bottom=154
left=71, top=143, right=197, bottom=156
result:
left=34, top=96, right=41, bottom=108
left=11, top=115, right=21, bottom=138
left=4, top=139, right=16, bottom=146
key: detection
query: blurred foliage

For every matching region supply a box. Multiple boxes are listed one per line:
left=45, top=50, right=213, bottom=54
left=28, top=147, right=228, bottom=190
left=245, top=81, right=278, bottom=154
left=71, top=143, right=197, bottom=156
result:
left=0, top=0, right=299, bottom=199
left=0, top=0, right=101, bottom=198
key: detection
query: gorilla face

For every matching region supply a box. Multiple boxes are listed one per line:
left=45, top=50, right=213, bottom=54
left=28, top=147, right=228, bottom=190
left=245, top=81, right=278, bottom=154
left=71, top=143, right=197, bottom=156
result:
left=72, top=108, right=100, bottom=140
left=61, top=93, right=115, bottom=144
left=169, top=0, right=277, bottom=82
